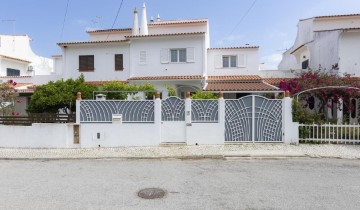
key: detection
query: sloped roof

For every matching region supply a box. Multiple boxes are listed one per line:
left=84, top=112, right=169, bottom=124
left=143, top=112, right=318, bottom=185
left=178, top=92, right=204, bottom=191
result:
left=206, top=82, right=277, bottom=92
left=207, top=75, right=262, bottom=82
left=125, top=32, right=205, bottom=39
left=128, top=75, right=203, bottom=81
left=148, top=18, right=208, bottom=25
left=0, top=54, right=31, bottom=63
left=57, top=40, right=129, bottom=46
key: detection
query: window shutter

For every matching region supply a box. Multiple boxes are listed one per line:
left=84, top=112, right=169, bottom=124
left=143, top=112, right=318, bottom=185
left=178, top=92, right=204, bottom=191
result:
left=186, top=47, right=195, bottom=62
left=139, top=51, right=147, bottom=65
left=160, top=49, right=169, bottom=63
left=214, top=55, right=222, bottom=68
left=237, top=54, right=246, bottom=67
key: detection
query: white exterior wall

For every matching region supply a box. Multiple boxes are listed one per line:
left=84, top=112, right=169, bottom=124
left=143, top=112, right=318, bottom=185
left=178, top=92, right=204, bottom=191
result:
left=310, top=31, right=341, bottom=71
left=88, top=31, right=131, bottom=41
left=207, top=48, right=260, bottom=76
left=0, top=35, right=53, bottom=75
left=0, top=59, right=30, bottom=76
left=339, top=31, right=360, bottom=76
left=313, top=17, right=360, bottom=31
left=62, top=43, right=130, bottom=81
left=0, top=124, right=75, bottom=148
left=130, top=35, right=205, bottom=77
left=148, top=23, right=207, bottom=34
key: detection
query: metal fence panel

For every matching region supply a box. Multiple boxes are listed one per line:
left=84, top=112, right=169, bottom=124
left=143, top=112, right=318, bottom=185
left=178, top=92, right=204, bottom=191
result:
left=191, top=100, right=219, bottom=123
left=161, top=97, right=185, bottom=121
left=80, top=100, right=154, bottom=123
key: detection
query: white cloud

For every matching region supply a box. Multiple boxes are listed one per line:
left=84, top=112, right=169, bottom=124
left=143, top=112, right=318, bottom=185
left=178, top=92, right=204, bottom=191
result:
left=261, top=53, right=283, bottom=70
left=216, top=35, right=245, bottom=46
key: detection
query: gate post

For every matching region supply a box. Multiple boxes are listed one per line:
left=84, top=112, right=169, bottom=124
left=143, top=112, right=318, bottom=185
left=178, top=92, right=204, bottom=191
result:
left=76, top=92, right=81, bottom=124
left=185, top=92, right=192, bottom=126
left=283, top=92, right=299, bottom=144
left=155, top=92, right=162, bottom=144
left=219, top=92, right=226, bottom=143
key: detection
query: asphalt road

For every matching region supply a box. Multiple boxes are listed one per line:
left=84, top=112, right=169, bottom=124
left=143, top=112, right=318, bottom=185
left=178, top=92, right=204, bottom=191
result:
left=0, top=158, right=359, bottom=210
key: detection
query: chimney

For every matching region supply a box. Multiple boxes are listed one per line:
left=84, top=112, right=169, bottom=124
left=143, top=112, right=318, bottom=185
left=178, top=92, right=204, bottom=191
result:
left=140, top=2, right=148, bottom=35
left=132, top=8, right=139, bottom=35
left=157, top=14, right=161, bottom=22
left=150, top=16, right=154, bottom=23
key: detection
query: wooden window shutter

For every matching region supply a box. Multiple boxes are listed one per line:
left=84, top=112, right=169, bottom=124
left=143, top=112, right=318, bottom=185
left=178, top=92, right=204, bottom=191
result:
left=139, top=51, right=147, bottom=65
left=79, top=55, right=94, bottom=70
left=115, top=54, right=123, bottom=70
left=186, top=47, right=195, bottom=62
left=214, top=55, right=222, bottom=68
left=160, top=49, right=169, bottom=63
left=237, top=54, right=246, bottom=67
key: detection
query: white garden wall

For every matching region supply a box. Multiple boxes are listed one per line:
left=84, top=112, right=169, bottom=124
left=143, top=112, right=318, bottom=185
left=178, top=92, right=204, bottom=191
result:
left=0, top=123, right=76, bottom=148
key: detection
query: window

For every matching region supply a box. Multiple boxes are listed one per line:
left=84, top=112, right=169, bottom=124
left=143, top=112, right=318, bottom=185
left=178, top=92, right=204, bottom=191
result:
left=6, top=68, right=20, bottom=76
left=115, top=54, right=123, bottom=71
left=302, top=59, right=309, bottom=69
left=170, top=49, right=186, bottom=63
left=79, top=55, right=94, bottom=71
left=223, top=56, right=237, bottom=67
left=139, top=51, right=147, bottom=64
left=308, top=96, right=315, bottom=110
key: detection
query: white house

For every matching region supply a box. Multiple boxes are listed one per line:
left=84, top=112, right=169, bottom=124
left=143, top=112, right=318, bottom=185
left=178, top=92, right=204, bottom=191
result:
left=55, top=3, right=278, bottom=98
left=279, top=14, right=360, bottom=76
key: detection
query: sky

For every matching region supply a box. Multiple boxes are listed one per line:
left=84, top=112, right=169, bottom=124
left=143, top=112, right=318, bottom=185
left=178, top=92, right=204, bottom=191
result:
left=1, top=0, right=360, bottom=69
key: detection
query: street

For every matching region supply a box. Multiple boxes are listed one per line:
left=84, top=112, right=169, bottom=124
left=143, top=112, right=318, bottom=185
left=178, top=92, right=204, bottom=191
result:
left=0, top=158, right=359, bottom=210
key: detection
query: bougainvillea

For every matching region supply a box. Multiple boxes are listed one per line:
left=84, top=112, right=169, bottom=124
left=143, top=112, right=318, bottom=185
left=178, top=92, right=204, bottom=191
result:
left=0, top=80, right=19, bottom=116
left=280, top=70, right=360, bottom=121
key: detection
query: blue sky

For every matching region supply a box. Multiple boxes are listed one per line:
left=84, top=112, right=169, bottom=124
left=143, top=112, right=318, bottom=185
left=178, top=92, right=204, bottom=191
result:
left=1, top=0, right=360, bottom=69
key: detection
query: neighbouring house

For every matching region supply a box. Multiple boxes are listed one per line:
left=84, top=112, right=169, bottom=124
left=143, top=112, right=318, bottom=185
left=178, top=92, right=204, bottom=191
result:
left=277, top=14, right=360, bottom=123
left=54, top=3, right=280, bottom=98
left=0, top=34, right=56, bottom=115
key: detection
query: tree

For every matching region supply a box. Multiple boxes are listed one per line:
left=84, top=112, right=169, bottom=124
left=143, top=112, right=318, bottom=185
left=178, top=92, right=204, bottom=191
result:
left=27, top=75, right=98, bottom=113
left=102, top=82, right=157, bottom=100
left=166, top=85, right=177, bottom=97
left=0, top=80, right=18, bottom=116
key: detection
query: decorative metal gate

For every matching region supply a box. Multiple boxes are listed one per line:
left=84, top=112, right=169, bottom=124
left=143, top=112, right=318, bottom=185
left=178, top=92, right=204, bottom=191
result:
left=225, top=95, right=283, bottom=142
left=161, top=97, right=186, bottom=143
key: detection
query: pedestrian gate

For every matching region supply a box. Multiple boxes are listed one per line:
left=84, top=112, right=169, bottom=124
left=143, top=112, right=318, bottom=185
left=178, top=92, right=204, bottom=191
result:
left=225, top=95, right=283, bottom=142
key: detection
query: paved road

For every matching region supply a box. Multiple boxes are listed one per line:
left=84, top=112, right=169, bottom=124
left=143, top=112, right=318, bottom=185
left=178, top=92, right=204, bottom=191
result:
left=0, top=158, right=359, bottom=210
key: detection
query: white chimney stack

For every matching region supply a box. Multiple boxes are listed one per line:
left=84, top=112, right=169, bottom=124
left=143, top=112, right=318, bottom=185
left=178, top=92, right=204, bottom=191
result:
left=157, top=14, right=161, bottom=22
left=132, top=8, right=139, bottom=35
left=140, top=2, right=148, bottom=35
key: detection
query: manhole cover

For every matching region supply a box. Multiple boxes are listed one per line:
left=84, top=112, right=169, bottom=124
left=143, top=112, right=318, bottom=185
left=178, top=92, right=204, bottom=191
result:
left=138, top=188, right=166, bottom=199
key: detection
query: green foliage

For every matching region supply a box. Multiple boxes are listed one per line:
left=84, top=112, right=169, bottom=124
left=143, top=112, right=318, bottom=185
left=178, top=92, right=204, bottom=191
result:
left=102, top=82, right=157, bottom=100
left=27, top=75, right=98, bottom=113
left=138, top=82, right=157, bottom=99
left=292, top=100, right=325, bottom=124
left=166, top=85, right=177, bottom=97
left=191, top=90, right=218, bottom=99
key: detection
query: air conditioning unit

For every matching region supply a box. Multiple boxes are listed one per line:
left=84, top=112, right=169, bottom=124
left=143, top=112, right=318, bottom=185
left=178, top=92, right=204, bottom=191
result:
left=27, top=65, right=34, bottom=71
left=112, top=114, right=122, bottom=124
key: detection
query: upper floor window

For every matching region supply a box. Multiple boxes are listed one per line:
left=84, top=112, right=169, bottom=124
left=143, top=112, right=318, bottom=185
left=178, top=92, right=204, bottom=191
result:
left=79, top=55, right=94, bottom=71
left=302, top=59, right=309, bottom=69
left=223, top=55, right=237, bottom=68
left=115, top=54, right=123, bottom=71
left=170, top=49, right=186, bottom=63
left=6, top=68, right=20, bottom=76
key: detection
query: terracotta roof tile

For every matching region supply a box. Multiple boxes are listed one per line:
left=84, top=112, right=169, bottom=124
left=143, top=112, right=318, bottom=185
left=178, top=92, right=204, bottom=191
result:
left=206, top=82, right=278, bottom=92
left=208, top=46, right=259, bottom=50
left=314, top=27, right=360, bottom=32
left=128, top=75, right=203, bottom=81
left=149, top=18, right=208, bottom=25
left=125, top=32, right=205, bottom=38
left=57, top=40, right=129, bottom=46
left=85, top=81, right=127, bottom=85
left=263, top=78, right=291, bottom=86
left=315, top=14, right=360, bottom=19
left=0, top=54, right=31, bottom=63
left=86, top=28, right=132, bottom=33
left=0, top=76, right=32, bottom=78
left=207, top=75, right=262, bottom=82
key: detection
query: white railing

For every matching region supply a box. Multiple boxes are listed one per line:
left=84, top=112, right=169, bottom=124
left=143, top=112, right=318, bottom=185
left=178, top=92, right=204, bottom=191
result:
left=299, top=123, right=360, bottom=144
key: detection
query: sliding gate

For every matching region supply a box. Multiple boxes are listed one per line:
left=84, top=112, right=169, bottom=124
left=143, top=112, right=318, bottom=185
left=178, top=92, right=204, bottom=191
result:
left=225, top=95, right=283, bottom=142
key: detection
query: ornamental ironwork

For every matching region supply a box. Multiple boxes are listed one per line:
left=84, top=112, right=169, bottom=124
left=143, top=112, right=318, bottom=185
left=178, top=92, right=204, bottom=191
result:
left=191, top=100, right=218, bottom=123
left=161, top=97, right=185, bottom=121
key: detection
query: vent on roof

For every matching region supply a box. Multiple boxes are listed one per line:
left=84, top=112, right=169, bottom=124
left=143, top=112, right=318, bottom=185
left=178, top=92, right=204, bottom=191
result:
left=27, top=65, right=34, bottom=71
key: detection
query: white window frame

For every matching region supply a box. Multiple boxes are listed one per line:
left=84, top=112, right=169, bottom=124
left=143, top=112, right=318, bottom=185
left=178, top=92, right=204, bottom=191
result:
left=222, top=55, right=237, bottom=68
left=170, top=48, right=187, bottom=63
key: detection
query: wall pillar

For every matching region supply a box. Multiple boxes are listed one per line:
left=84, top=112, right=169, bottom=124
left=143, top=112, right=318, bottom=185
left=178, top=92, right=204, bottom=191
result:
left=282, top=95, right=299, bottom=144
left=76, top=92, right=82, bottom=124
left=154, top=92, right=162, bottom=144
left=327, top=99, right=333, bottom=120
left=219, top=92, right=226, bottom=143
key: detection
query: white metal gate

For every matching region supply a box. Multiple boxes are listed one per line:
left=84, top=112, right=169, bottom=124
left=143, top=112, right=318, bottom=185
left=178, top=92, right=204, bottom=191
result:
left=225, top=95, right=283, bottom=142
left=161, top=97, right=186, bottom=143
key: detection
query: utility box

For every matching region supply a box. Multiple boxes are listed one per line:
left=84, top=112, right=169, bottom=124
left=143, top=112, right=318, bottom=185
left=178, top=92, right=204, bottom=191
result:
left=112, top=114, right=122, bottom=124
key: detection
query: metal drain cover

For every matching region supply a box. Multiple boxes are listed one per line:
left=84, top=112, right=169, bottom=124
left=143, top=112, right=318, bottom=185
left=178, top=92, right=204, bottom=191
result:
left=138, top=188, right=166, bottom=199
